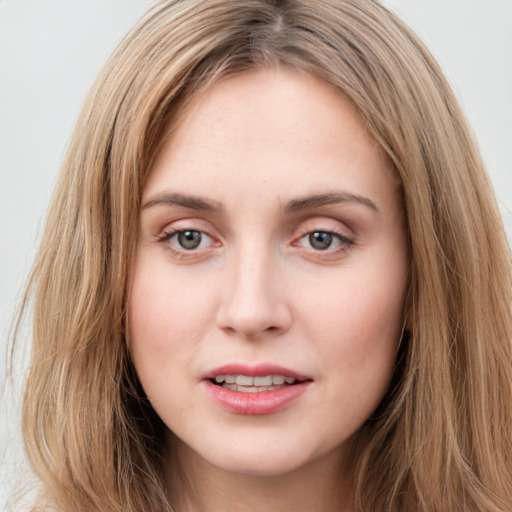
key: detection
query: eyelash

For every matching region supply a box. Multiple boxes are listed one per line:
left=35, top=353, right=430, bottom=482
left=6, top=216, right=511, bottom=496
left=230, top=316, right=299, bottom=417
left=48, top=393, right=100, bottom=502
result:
left=294, top=229, right=354, bottom=255
left=157, top=228, right=216, bottom=257
left=157, top=227, right=354, bottom=258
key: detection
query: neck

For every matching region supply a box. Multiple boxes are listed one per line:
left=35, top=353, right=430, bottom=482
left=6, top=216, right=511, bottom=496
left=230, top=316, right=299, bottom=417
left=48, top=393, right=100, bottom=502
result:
left=164, top=435, right=355, bottom=512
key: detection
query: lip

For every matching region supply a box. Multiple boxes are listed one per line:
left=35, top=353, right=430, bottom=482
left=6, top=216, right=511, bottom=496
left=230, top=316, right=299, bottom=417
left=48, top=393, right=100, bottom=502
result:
left=202, top=363, right=310, bottom=381
left=202, top=363, right=312, bottom=415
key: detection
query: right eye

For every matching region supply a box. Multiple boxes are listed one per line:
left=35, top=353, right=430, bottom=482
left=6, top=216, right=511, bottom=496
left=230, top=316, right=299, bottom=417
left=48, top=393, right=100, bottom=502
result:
left=159, top=229, right=215, bottom=252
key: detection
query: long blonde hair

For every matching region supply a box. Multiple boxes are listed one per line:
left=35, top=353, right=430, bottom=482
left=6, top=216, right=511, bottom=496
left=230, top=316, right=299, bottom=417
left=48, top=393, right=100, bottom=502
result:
left=17, top=1, right=512, bottom=511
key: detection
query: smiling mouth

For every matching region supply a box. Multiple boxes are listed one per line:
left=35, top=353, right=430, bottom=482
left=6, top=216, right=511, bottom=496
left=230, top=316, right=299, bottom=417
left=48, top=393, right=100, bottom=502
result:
left=211, top=374, right=300, bottom=393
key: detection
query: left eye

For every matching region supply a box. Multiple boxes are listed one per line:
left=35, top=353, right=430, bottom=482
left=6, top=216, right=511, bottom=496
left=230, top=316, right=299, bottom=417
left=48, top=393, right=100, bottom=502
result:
left=168, top=230, right=213, bottom=250
left=299, top=231, right=347, bottom=251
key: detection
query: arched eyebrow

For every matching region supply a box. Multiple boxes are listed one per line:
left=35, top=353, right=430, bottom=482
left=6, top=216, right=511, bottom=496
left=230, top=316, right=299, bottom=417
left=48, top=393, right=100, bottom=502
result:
left=141, top=191, right=379, bottom=215
left=142, top=193, right=223, bottom=212
left=283, top=192, right=379, bottom=215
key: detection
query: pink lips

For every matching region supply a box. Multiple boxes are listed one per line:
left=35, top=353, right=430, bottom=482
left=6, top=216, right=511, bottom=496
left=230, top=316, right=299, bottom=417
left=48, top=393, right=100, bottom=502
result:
left=203, top=363, right=312, bottom=415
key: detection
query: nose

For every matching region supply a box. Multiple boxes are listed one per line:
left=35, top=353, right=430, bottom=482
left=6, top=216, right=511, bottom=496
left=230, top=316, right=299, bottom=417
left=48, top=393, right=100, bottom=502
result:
left=216, top=248, right=292, bottom=339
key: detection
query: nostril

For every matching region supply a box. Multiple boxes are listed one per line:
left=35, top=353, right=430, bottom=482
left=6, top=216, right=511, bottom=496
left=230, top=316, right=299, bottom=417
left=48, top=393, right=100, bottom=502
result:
left=215, top=282, right=292, bottom=338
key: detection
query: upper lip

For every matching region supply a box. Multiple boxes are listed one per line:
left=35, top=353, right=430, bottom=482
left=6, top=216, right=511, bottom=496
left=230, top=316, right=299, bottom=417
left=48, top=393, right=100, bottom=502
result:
left=202, top=363, right=311, bottom=381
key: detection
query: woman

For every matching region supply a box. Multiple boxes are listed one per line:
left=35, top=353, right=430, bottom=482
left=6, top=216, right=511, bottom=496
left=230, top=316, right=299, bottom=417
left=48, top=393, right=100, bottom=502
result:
left=16, top=0, right=512, bottom=511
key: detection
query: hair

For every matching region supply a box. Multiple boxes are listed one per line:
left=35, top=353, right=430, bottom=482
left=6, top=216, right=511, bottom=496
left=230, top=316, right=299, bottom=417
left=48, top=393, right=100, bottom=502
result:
left=14, top=0, right=512, bottom=511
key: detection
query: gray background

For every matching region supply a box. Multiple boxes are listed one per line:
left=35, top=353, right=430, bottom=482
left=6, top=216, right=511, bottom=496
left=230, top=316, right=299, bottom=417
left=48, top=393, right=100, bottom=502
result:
left=1, top=0, right=511, bottom=509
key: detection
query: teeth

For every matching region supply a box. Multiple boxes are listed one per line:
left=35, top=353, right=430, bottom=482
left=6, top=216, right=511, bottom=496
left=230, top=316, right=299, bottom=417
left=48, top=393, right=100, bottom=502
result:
left=241, top=386, right=259, bottom=392
left=231, top=384, right=288, bottom=393
left=254, top=376, right=272, bottom=386
left=236, top=375, right=254, bottom=386
left=213, top=374, right=298, bottom=388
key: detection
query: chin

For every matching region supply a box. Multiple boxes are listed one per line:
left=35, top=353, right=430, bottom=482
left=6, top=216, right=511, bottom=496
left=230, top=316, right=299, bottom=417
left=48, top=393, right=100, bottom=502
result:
left=190, top=430, right=344, bottom=479
left=210, top=450, right=313, bottom=478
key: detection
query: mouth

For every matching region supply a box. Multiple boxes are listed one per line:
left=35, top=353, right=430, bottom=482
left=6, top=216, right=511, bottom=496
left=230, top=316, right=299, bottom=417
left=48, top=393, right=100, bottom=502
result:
left=210, top=374, right=300, bottom=393
left=203, top=364, right=312, bottom=415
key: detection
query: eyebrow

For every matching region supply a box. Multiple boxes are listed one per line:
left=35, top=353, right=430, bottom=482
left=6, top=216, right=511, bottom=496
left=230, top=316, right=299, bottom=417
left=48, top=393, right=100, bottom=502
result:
left=142, top=192, right=223, bottom=212
left=284, top=192, right=379, bottom=214
left=141, top=190, right=379, bottom=215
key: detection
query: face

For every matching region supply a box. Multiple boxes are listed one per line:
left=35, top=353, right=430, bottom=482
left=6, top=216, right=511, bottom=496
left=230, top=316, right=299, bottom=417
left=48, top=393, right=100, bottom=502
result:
left=129, top=68, right=409, bottom=478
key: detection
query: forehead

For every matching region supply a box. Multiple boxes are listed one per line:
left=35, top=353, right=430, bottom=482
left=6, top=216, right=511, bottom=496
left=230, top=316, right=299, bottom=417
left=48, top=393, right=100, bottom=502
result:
left=158, top=68, right=378, bottom=157
left=144, top=68, right=399, bottom=215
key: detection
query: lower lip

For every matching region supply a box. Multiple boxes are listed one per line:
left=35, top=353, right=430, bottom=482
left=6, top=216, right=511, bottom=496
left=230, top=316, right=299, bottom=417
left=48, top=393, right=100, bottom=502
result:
left=204, top=380, right=311, bottom=415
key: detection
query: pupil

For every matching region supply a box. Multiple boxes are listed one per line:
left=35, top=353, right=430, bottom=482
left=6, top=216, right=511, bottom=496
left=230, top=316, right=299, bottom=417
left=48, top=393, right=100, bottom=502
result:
left=178, top=230, right=201, bottom=249
left=309, top=231, right=332, bottom=250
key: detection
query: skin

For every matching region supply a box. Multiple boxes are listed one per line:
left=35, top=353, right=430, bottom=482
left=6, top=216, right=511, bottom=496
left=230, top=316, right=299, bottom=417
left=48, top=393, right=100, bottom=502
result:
left=129, top=68, right=409, bottom=512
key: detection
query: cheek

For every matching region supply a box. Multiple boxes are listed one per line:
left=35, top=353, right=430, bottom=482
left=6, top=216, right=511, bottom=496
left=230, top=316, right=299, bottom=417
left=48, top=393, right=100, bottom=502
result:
left=300, top=269, right=405, bottom=346
left=128, top=261, right=214, bottom=355
left=127, top=261, right=212, bottom=419
left=296, top=258, right=407, bottom=391
left=127, top=260, right=221, bottom=420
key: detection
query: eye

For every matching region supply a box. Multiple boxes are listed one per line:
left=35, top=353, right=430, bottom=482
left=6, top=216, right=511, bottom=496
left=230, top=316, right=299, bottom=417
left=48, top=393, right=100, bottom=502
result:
left=160, top=229, right=214, bottom=251
left=298, top=230, right=353, bottom=252
left=306, top=231, right=335, bottom=250
left=175, top=230, right=207, bottom=250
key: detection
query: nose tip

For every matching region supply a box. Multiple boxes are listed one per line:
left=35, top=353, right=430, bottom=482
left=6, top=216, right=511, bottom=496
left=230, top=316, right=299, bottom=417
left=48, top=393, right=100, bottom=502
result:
left=216, top=266, right=292, bottom=339
left=220, top=315, right=282, bottom=339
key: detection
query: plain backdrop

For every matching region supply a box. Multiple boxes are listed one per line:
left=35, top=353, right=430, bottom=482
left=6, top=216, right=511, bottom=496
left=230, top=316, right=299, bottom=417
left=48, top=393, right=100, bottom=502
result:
left=1, top=0, right=511, bottom=508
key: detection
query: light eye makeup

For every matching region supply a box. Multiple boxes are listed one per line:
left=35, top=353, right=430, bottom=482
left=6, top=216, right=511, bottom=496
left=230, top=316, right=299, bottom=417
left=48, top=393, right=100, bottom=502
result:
left=153, top=212, right=357, bottom=262
left=157, top=227, right=218, bottom=257
left=289, top=224, right=355, bottom=261
left=297, top=230, right=354, bottom=252
left=289, top=213, right=356, bottom=258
